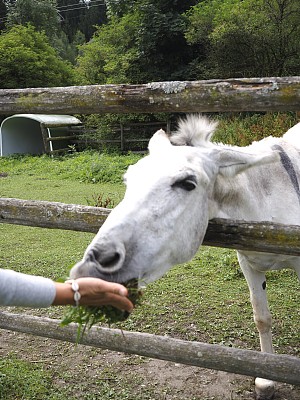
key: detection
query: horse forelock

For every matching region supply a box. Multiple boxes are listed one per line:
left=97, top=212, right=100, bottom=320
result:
left=170, top=114, right=218, bottom=148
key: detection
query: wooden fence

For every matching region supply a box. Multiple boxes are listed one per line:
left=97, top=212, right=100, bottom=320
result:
left=75, top=120, right=172, bottom=152
left=0, top=77, right=300, bottom=386
left=0, top=197, right=300, bottom=385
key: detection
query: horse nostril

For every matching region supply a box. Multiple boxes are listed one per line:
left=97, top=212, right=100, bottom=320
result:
left=87, top=248, right=99, bottom=262
left=100, top=252, right=121, bottom=269
left=86, top=248, right=121, bottom=270
left=85, top=241, right=125, bottom=273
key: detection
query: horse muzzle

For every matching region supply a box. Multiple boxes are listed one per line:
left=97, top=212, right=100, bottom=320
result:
left=69, top=241, right=134, bottom=283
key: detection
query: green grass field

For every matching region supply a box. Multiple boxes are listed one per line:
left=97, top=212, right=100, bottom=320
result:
left=0, top=114, right=299, bottom=399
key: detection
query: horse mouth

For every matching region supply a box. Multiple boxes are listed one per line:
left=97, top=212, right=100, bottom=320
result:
left=109, top=278, right=142, bottom=321
left=123, top=278, right=142, bottom=308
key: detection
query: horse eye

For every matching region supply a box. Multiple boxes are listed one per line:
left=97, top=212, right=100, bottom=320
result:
left=172, top=178, right=197, bottom=191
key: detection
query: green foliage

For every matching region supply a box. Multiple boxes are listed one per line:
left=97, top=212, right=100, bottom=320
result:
left=214, top=0, right=300, bottom=76
left=76, top=0, right=300, bottom=84
left=61, top=279, right=141, bottom=343
left=77, top=112, right=170, bottom=152
left=0, top=24, right=74, bottom=88
left=58, top=0, right=107, bottom=42
left=0, top=150, right=142, bottom=184
left=131, top=1, right=195, bottom=82
left=104, top=0, right=134, bottom=18
left=6, top=0, right=60, bottom=45
left=4, top=0, right=300, bottom=85
left=76, top=12, right=141, bottom=84
left=185, top=0, right=300, bottom=78
left=76, top=1, right=196, bottom=84
left=62, top=151, right=141, bottom=184
left=213, top=112, right=298, bottom=146
left=53, top=30, right=85, bottom=64
left=0, top=1, right=6, bottom=31
left=4, top=0, right=104, bottom=64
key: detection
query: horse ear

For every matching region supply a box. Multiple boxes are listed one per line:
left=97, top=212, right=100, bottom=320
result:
left=216, top=148, right=279, bottom=177
left=148, top=129, right=172, bottom=154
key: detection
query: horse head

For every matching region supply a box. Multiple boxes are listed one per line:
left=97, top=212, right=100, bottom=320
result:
left=70, top=115, right=276, bottom=286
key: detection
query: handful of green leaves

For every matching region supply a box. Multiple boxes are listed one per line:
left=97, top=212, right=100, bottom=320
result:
left=60, top=279, right=141, bottom=342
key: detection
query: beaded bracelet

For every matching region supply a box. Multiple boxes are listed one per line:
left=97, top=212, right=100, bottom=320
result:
left=66, top=279, right=81, bottom=307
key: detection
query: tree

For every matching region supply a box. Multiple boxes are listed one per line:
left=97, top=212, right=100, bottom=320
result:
left=185, top=0, right=300, bottom=78
left=132, top=0, right=197, bottom=81
left=0, top=24, right=74, bottom=88
left=262, top=0, right=300, bottom=75
left=76, top=0, right=198, bottom=84
left=5, top=0, right=106, bottom=63
left=6, top=0, right=60, bottom=44
left=58, top=0, right=107, bottom=42
left=75, top=12, right=141, bottom=84
left=0, top=1, right=7, bottom=32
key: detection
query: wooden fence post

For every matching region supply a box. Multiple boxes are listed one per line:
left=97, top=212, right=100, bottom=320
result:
left=120, top=123, right=124, bottom=151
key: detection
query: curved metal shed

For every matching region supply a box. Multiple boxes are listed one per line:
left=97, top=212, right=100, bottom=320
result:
left=0, top=114, right=82, bottom=156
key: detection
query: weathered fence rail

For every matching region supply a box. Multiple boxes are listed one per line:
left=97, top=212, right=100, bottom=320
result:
left=0, top=312, right=299, bottom=386
left=1, top=197, right=300, bottom=255
left=0, top=77, right=299, bottom=115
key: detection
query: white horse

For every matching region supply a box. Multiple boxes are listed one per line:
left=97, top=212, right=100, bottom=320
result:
left=71, top=115, right=300, bottom=400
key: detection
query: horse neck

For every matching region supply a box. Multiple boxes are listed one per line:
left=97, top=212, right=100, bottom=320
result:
left=210, top=170, right=269, bottom=221
left=210, top=160, right=300, bottom=224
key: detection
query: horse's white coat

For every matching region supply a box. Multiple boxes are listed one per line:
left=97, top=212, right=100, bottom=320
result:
left=71, top=115, right=300, bottom=400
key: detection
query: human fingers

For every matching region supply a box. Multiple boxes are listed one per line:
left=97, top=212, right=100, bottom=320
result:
left=100, top=292, right=134, bottom=312
left=94, top=279, right=129, bottom=297
left=75, top=277, right=129, bottom=297
left=79, top=291, right=134, bottom=312
left=72, top=278, right=134, bottom=311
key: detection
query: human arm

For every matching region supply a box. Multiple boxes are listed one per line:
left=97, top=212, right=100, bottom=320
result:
left=0, top=269, right=56, bottom=308
left=0, top=269, right=133, bottom=312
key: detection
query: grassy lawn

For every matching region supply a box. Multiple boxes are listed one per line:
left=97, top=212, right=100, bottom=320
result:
left=0, top=136, right=299, bottom=399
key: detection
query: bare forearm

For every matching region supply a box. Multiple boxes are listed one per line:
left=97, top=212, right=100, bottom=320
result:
left=52, top=282, right=74, bottom=305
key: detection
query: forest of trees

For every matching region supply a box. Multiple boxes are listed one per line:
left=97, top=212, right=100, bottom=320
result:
left=0, top=0, right=300, bottom=91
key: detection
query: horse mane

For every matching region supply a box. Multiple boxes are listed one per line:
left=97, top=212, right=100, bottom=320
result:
left=170, top=114, right=218, bottom=147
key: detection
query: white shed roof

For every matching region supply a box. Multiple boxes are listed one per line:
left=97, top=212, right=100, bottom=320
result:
left=4, top=114, right=82, bottom=127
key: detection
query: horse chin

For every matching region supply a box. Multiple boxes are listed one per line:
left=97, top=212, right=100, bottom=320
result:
left=140, top=263, right=172, bottom=286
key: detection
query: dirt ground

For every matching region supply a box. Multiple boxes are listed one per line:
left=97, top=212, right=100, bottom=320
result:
left=0, top=329, right=299, bottom=400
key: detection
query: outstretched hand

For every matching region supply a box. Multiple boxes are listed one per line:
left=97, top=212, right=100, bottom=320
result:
left=53, top=278, right=134, bottom=312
